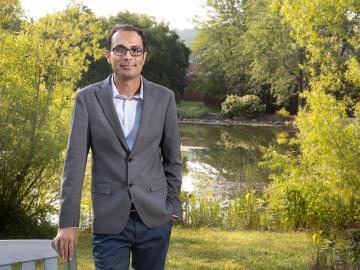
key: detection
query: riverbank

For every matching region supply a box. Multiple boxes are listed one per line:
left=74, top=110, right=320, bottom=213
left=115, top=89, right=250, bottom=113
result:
left=75, top=227, right=312, bottom=270
left=177, top=101, right=296, bottom=127
left=179, top=112, right=296, bottom=127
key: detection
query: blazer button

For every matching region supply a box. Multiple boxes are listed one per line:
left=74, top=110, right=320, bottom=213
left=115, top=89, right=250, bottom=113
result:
left=128, top=158, right=133, bottom=162
left=129, top=183, right=133, bottom=188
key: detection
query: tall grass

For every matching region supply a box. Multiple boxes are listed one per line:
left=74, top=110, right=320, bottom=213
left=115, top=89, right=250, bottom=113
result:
left=180, top=190, right=265, bottom=230
left=179, top=190, right=359, bottom=269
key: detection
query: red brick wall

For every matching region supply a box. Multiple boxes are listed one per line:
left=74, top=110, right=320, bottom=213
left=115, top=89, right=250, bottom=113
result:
left=203, top=95, right=222, bottom=109
left=183, top=90, right=203, bottom=102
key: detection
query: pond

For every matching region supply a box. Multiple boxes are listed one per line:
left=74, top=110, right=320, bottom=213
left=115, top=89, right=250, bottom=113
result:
left=180, top=124, right=294, bottom=200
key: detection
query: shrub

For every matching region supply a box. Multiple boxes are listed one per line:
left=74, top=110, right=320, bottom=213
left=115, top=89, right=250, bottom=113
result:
left=222, top=94, right=265, bottom=118
left=275, top=108, right=291, bottom=119
left=276, top=108, right=290, bottom=117
left=221, top=95, right=241, bottom=117
left=260, top=89, right=360, bottom=268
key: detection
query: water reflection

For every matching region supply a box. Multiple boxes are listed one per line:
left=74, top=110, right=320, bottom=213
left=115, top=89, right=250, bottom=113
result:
left=180, top=124, right=294, bottom=198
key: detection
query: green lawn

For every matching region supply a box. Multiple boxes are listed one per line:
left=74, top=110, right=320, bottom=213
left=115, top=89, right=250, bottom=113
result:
left=76, top=227, right=313, bottom=270
left=177, top=101, right=219, bottom=118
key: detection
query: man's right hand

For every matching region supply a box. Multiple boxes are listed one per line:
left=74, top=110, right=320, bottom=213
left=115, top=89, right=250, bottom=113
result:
left=52, top=227, right=78, bottom=261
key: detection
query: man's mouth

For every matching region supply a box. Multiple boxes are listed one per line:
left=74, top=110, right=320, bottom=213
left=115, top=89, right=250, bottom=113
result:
left=120, top=64, right=136, bottom=67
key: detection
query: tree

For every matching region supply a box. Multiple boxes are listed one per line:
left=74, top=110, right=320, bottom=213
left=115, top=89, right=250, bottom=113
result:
left=0, top=0, right=22, bottom=31
left=261, top=89, right=360, bottom=267
left=191, top=0, right=305, bottom=111
left=191, top=22, right=234, bottom=100
left=192, top=0, right=359, bottom=112
left=242, top=0, right=307, bottom=113
left=261, top=0, right=360, bottom=267
left=0, top=4, right=102, bottom=237
left=191, top=0, right=249, bottom=100
left=275, top=0, right=360, bottom=103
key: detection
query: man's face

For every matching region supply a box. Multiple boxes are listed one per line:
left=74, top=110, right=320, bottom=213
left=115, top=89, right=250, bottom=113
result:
left=106, top=30, right=147, bottom=81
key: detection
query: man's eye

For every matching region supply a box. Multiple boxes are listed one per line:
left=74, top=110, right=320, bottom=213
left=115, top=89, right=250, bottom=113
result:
left=131, top=48, right=142, bottom=53
left=115, top=47, right=126, bottom=52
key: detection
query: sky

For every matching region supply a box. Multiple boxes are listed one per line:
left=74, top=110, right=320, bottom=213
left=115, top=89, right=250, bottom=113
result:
left=21, top=0, right=208, bottom=29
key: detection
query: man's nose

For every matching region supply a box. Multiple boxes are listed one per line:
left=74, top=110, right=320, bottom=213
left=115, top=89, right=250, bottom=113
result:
left=123, top=49, right=132, bottom=59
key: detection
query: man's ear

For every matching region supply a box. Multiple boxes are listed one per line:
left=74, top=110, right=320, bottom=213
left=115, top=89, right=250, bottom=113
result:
left=142, top=52, right=147, bottom=65
left=105, top=49, right=111, bottom=64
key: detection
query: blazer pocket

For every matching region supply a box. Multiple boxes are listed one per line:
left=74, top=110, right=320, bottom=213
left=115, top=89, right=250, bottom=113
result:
left=92, top=183, right=112, bottom=194
left=149, top=177, right=167, bottom=192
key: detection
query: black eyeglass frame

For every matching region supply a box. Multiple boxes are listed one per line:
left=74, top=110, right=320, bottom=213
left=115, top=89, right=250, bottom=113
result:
left=110, top=45, right=145, bottom=57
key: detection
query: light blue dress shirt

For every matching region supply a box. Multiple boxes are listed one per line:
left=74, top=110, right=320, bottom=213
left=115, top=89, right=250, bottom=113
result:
left=111, top=75, right=143, bottom=151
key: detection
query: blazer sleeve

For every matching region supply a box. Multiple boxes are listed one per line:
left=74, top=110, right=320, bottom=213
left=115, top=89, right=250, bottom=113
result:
left=59, top=92, right=90, bottom=228
left=160, top=92, right=183, bottom=218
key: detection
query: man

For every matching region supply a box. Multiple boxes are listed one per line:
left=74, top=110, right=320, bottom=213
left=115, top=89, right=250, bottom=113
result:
left=52, top=24, right=182, bottom=270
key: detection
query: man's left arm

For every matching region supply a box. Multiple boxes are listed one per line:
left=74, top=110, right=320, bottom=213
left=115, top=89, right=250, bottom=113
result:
left=160, top=92, right=183, bottom=218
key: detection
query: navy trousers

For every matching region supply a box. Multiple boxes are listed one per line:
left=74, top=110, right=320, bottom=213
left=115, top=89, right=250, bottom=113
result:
left=93, top=211, right=172, bottom=270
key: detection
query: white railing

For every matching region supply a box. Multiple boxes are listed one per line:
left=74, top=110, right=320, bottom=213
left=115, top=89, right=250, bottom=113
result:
left=0, top=240, right=76, bottom=270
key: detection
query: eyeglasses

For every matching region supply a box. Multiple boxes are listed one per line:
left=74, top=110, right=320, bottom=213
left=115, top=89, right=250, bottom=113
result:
left=110, top=45, right=144, bottom=57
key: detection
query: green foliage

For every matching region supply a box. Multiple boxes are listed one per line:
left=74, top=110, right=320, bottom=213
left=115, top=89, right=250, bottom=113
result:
left=0, top=0, right=22, bottom=31
left=0, top=4, right=102, bottom=236
left=243, top=0, right=306, bottom=112
left=221, top=95, right=242, bottom=117
left=225, top=189, right=265, bottom=230
left=273, top=108, right=292, bottom=122
left=260, top=88, right=360, bottom=268
left=276, top=108, right=290, bottom=118
left=221, top=94, right=265, bottom=118
left=191, top=0, right=248, bottom=100
left=180, top=190, right=265, bottom=230
left=252, top=0, right=360, bottom=267
left=176, top=100, right=219, bottom=118
left=141, top=21, right=190, bottom=99
left=192, top=0, right=359, bottom=112
left=191, top=0, right=307, bottom=111
left=275, top=0, right=360, bottom=102
left=180, top=192, right=222, bottom=227
left=0, top=206, right=57, bottom=238
left=311, top=230, right=360, bottom=269
left=190, top=27, right=233, bottom=99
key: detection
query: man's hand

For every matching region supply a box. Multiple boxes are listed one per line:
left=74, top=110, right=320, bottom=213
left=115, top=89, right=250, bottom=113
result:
left=52, top=227, right=78, bottom=261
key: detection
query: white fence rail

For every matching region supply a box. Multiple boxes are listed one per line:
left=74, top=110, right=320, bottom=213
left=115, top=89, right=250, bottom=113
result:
left=0, top=240, right=76, bottom=270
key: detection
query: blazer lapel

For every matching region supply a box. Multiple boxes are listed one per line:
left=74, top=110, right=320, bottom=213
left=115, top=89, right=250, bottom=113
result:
left=131, top=78, right=157, bottom=155
left=95, top=75, right=129, bottom=152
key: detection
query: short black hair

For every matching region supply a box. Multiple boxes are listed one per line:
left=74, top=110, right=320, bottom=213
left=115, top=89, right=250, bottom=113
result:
left=107, top=24, right=147, bottom=51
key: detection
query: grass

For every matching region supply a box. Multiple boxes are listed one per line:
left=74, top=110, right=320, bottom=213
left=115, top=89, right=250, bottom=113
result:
left=177, top=101, right=219, bottom=118
left=76, top=226, right=313, bottom=269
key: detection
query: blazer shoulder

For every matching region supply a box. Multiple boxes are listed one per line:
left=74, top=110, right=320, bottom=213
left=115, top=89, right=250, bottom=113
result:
left=144, top=79, right=174, bottom=98
left=76, top=75, right=111, bottom=98
left=76, top=81, right=102, bottom=97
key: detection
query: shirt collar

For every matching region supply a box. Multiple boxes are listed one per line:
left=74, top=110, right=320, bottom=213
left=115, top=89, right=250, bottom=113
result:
left=111, top=74, right=144, bottom=100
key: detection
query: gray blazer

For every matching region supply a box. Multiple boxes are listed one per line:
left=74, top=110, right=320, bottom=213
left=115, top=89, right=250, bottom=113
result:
left=59, top=75, right=182, bottom=234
